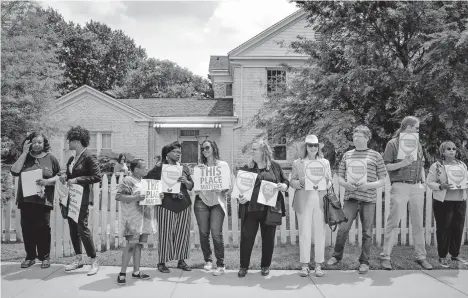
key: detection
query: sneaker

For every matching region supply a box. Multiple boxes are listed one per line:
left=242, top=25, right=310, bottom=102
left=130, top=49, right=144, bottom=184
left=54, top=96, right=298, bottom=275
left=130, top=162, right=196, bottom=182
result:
left=21, top=259, right=36, bottom=268
left=358, top=263, right=369, bottom=274
left=117, top=273, right=126, bottom=286
left=132, top=272, right=150, bottom=280
left=212, top=267, right=225, bottom=276
left=327, top=257, right=339, bottom=266
left=238, top=267, right=248, bottom=278
left=65, top=258, right=83, bottom=271
left=203, top=261, right=213, bottom=271
left=261, top=267, right=270, bottom=276
left=314, top=264, right=324, bottom=277
left=299, top=266, right=310, bottom=277
left=416, top=259, right=433, bottom=270
left=177, top=260, right=192, bottom=271
left=380, top=259, right=392, bottom=270
left=158, top=263, right=170, bottom=273
left=438, top=258, right=449, bottom=268
left=451, top=256, right=468, bottom=265
left=87, top=259, right=99, bottom=276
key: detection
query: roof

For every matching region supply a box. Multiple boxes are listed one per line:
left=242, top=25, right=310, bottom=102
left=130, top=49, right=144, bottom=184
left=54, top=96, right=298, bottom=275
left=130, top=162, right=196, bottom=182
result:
left=115, top=97, right=234, bottom=117
left=209, top=56, right=229, bottom=71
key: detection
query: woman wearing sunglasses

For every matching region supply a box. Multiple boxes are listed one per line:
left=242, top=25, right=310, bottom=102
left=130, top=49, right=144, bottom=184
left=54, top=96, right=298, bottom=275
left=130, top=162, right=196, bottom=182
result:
left=427, top=141, right=468, bottom=267
left=193, top=140, right=231, bottom=276
left=290, top=134, right=332, bottom=277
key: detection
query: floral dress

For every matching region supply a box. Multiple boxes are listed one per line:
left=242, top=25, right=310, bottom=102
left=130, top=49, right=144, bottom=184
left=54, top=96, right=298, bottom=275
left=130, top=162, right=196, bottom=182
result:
left=117, top=176, right=156, bottom=239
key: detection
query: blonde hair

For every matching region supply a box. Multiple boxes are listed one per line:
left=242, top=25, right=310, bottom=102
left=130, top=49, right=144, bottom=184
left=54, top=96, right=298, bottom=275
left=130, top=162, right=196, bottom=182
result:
left=439, top=141, right=457, bottom=160
left=249, top=138, right=273, bottom=170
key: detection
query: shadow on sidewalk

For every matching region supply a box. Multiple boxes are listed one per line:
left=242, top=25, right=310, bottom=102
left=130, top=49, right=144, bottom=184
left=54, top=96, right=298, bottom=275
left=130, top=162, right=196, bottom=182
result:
left=1, top=263, right=61, bottom=281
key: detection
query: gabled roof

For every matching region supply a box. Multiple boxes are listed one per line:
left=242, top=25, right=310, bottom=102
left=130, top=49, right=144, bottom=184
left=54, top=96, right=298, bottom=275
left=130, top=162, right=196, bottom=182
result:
left=116, top=97, right=233, bottom=117
left=209, top=56, right=229, bottom=71
left=228, top=9, right=307, bottom=57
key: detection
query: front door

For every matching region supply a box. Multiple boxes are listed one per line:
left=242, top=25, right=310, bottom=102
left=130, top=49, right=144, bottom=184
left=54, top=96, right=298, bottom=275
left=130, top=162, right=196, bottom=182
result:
left=181, top=141, right=199, bottom=165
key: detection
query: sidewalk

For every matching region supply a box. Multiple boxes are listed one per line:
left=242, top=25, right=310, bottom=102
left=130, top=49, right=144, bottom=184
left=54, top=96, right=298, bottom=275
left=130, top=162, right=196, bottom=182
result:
left=1, top=262, right=467, bottom=298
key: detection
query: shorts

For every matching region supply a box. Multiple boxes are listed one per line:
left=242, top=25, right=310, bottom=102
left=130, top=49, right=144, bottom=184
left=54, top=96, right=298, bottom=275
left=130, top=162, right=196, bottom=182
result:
left=124, top=233, right=149, bottom=244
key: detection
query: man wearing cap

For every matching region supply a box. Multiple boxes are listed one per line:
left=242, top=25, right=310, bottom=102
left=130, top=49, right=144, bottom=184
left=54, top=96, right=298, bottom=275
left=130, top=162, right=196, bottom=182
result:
left=327, top=125, right=387, bottom=274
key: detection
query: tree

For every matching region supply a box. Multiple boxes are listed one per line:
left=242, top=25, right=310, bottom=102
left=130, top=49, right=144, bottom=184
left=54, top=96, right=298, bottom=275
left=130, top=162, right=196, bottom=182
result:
left=253, top=1, right=468, bottom=167
left=1, top=1, right=63, bottom=162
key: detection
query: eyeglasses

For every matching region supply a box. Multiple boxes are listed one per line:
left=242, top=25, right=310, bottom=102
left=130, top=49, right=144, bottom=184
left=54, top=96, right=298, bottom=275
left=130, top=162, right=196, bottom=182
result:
left=446, top=147, right=457, bottom=151
left=202, top=146, right=211, bottom=151
left=307, top=143, right=319, bottom=148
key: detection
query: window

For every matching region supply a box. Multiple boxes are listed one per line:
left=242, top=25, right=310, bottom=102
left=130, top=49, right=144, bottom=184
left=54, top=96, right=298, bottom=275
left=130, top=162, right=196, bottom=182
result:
left=226, top=83, right=233, bottom=97
left=267, top=70, right=286, bottom=95
left=88, top=133, right=98, bottom=155
left=268, top=134, right=287, bottom=161
left=181, top=141, right=199, bottom=164
left=101, top=133, right=112, bottom=149
left=180, top=130, right=199, bottom=137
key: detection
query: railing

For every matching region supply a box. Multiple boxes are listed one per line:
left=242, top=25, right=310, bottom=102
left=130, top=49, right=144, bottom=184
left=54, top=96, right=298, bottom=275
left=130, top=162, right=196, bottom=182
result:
left=2, top=173, right=468, bottom=258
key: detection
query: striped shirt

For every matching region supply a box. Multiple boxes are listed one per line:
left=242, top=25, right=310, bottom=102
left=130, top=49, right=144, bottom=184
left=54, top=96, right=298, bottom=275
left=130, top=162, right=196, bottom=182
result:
left=338, top=149, right=387, bottom=203
left=383, top=137, right=425, bottom=182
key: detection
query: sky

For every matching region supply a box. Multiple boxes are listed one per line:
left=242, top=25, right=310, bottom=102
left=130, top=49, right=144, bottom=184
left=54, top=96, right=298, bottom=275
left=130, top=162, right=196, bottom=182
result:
left=39, top=0, right=299, bottom=78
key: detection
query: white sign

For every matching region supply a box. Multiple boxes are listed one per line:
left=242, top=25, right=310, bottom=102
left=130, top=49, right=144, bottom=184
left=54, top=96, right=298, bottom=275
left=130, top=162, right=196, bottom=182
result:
left=445, top=165, right=468, bottom=189
left=67, top=184, right=83, bottom=223
left=193, top=164, right=231, bottom=191
left=304, top=160, right=327, bottom=190
left=231, top=171, right=258, bottom=202
left=397, top=133, right=419, bottom=160
left=140, top=179, right=162, bottom=205
left=21, top=169, right=43, bottom=197
left=161, top=164, right=182, bottom=194
left=346, top=159, right=368, bottom=185
left=54, top=180, right=69, bottom=206
left=257, top=180, right=279, bottom=207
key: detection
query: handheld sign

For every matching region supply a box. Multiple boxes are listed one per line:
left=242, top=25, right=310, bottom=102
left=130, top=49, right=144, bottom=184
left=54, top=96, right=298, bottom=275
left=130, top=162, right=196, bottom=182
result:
left=55, top=180, right=69, bottom=206
left=397, top=133, right=419, bottom=160
left=67, top=184, right=83, bottom=223
left=21, top=169, right=43, bottom=197
left=445, top=165, right=467, bottom=189
left=257, top=181, right=279, bottom=207
left=161, top=164, right=182, bottom=194
left=346, top=159, right=367, bottom=185
left=140, top=179, right=162, bottom=205
left=231, top=170, right=258, bottom=202
left=193, top=163, right=231, bottom=191
left=304, top=160, right=327, bottom=190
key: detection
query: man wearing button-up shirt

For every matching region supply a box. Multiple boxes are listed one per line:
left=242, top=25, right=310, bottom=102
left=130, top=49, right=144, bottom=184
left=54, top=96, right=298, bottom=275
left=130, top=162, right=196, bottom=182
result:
left=380, top=116, right=432, bottom=270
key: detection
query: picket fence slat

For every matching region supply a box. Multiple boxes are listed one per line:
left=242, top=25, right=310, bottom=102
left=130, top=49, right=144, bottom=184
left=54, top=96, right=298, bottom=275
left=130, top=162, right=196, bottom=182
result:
left=109, top=175, right=117, bottom=249
left=5, top=200, right=12, bottom=242
left=231, top=198, right=239, bottom=246
left=425, top=188, right=433, bottom=245
left=401, top=202, right=408, bottom=245
left=92, top=184, right=101, bottom=251
left=101, top=175, right=109, bottom=251
left=376, top=186, right=383, bottom=245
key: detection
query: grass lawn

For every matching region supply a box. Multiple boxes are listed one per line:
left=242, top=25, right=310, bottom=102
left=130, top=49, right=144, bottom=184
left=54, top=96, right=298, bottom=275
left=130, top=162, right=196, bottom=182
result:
left=2, top=243, right=467, bottom=271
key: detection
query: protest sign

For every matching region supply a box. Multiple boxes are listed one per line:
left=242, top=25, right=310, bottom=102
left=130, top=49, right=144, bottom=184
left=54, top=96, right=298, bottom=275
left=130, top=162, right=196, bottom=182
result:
left=161, top=164, right=182, bottom=194
left=67, top=184, right=83, bottom=223
left=397, top=133, right=419, bottom=160
left=139, top=179, right=162, bottom=205
left=304, top=160, right=327, bottom=190
left=21, top=169, right=43, bottom=197
left=445, top=165, right=468, bottom=189
left=231, top=170, right=258, bottom=202
left=346, top=159, right=368, bottom=185
left=193, top=163, right=231, bottom=191
left=257, top=180, right=279, bottom=207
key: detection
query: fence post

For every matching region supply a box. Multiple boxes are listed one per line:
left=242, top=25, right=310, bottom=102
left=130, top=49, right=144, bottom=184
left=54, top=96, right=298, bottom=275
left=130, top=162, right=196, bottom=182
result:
left=376, top=185, right=383, bottom=246
left=5, top=199, right=12, bottom=243
left=92, top=183, right=101, bottom=252
left=425, top=188, right=433, bottom=245
left=109, top=174, right=117, bottom=250
left=231, top=197, right=239, bottom=246
left=101, top=175, right=109, bottom=251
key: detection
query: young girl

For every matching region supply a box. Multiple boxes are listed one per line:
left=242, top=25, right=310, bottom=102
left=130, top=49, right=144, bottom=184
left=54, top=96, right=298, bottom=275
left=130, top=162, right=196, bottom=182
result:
left=116, top=159, right=156, bottom=285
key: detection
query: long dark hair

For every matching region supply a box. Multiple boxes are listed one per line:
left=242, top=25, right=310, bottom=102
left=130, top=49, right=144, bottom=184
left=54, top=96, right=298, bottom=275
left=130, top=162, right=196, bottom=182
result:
left=22, top=132, right=50, bottom=153
left=161, top=141, right=181, bottom=164
left=200, top=140, right=220, bottom=165
left=117, top=153, right=126, bottom=163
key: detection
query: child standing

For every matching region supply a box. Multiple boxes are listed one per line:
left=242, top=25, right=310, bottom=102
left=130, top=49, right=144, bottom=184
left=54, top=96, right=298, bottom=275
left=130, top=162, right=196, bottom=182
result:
left=116, top=159, right=156, bottom=285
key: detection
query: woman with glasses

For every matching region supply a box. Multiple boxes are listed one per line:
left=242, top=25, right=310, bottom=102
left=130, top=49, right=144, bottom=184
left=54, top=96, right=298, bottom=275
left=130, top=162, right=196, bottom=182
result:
left=144, top=141, right=194, bottom=273
left=10, top=132, right=61, bottom=269
left=193, top=140, right=230, bottom=276
left=427, top=141, right=468, bottom=267
left=290, top=134, right=332, bottom=277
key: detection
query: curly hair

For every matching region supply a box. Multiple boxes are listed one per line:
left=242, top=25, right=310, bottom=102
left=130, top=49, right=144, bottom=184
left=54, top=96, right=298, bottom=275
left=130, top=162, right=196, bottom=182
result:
left=66, top=126, right=90, bottom=147
left=22, top=132, right=50, bottom=153
left=161, top=141, right=181, bottom=164
left=200, top=140, right=220, bottom=165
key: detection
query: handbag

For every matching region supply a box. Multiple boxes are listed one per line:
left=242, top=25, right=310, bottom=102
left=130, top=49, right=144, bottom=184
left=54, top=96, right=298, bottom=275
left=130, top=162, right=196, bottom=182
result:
left=264, top=206, right=282, bottom=226
left=323, top=185, right=348, bottom=231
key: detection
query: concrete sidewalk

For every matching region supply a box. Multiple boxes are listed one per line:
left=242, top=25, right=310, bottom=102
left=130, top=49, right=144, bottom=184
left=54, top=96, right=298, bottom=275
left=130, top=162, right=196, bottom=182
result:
left=1, top=262, right=467, bottom=298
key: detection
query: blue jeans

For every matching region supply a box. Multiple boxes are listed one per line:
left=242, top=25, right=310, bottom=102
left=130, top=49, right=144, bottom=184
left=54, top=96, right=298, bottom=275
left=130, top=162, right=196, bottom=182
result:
left=194, top=197, right=225, bottom=267
left=332, top=199, right=376, bottom=265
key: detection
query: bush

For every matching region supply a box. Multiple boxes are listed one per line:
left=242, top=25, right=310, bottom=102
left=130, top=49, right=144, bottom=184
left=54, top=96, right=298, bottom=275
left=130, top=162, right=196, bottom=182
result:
left=1, top=166, right=14, bottom=204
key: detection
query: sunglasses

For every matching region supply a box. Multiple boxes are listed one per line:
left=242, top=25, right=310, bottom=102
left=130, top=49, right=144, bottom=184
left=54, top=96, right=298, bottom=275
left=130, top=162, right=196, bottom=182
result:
left=446, top=147, right=457, bottom=151
left=202, top=146, right=211, bottom=151
left=307, top=143, right=319, bottom=148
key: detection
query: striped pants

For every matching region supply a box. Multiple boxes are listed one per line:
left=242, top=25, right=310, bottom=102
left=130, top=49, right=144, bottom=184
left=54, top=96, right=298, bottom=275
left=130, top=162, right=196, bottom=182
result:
left=155, top=206, right=191, bottom=264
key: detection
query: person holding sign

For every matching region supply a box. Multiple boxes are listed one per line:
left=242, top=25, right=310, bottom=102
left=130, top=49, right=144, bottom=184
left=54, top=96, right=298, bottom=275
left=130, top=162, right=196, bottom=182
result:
left=327, top=126, right=387, bottom=274
left=144, top=142, right=193, bottom=273
left=10, top=132, right=61, bottom=269
left=237, top=139, right=289, bottom=278
left=60, top=126, right=102, bottom=276
left=115, top=159, right=156, bottom=285
left=290, top=134, right=332, bottom=277
left=426, top=141, right=468, bottom=267
left=193, top=140, right=231, bottom=276
left=380, top=116, right=432, bottom=270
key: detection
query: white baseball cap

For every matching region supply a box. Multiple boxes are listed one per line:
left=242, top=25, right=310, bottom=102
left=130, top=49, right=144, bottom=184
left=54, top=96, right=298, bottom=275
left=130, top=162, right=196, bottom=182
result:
left=305, top=134, right=319, bottom=144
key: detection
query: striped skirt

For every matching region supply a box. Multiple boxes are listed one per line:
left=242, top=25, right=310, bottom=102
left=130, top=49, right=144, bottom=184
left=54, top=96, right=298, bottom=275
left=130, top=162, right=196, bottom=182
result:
left=155, top=206, right=191, bottom=263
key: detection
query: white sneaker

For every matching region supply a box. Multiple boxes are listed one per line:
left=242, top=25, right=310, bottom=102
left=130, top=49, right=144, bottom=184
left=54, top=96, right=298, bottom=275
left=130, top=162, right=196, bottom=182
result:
left=327, top=257, right=338, bottom=266
left=299, top=267, right=310, bottom=277
left=315, top=264, right=324, bottom=277
left=203, top=261, right=213, bottom=271
left=65, top=257, right=83, bottom=271
left=87, top=259, right=99, bottom=276
left=212, top=267, right=225, bottom=276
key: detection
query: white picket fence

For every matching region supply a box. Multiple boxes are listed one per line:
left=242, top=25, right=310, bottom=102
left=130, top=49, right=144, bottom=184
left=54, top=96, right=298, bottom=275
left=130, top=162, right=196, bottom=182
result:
left=2, top=173, right=468, bottom=258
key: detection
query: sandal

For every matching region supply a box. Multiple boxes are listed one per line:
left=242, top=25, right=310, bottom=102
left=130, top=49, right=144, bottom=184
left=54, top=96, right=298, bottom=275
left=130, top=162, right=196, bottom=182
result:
left=41, top=259, right=51, bottom=269
left=21, top=259, right=35, bottom=268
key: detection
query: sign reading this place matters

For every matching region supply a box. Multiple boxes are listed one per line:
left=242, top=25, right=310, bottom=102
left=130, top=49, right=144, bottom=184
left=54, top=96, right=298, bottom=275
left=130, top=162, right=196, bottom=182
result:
left=193, top=164, right=231, bottom=191
left=139, top=179, right=162, bottom=205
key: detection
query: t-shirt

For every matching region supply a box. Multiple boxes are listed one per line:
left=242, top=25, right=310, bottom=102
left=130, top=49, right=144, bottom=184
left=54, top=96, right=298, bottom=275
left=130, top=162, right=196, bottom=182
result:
left=338, top=149, right=387, bottom=203
left=11, top=152, right=61, bottom=209
left=383, top=137, right=425, bottom=182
